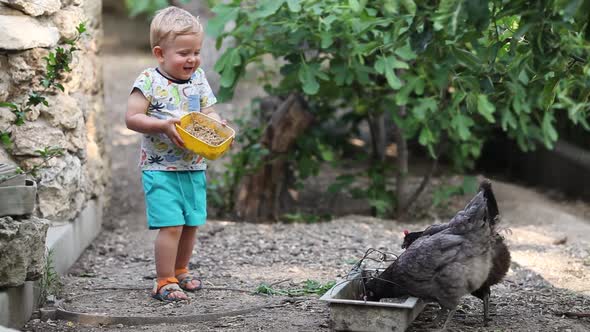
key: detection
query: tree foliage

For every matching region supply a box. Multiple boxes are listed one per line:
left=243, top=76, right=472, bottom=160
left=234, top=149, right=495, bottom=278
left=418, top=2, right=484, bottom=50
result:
left=209, top=0, right=590, bottom=217
left=124, top=0, right=193, bottom=17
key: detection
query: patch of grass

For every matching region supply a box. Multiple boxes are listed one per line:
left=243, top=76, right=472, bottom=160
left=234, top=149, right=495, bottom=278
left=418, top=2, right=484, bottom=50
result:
left=343, top=258, right=358, bottom=265
left=255, top=279, right=336, bottom=297
left=280, top=212, right=332, bottom=224
left=37, top=248, right=62, bottom=306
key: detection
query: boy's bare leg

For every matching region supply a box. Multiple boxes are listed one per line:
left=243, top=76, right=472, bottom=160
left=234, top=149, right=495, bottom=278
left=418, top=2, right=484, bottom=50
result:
left=175, top=225, right=201, bottom=289
left=155, top=226, right=187, bottom=300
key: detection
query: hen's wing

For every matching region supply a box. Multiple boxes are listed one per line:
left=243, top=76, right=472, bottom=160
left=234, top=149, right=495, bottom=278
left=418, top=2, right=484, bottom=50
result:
left=421, top=181, right=495, bottom=237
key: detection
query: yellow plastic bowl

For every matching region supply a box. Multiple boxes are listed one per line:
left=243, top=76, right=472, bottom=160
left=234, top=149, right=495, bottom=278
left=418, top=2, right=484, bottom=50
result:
left=175, top=112, right=235, bottom=160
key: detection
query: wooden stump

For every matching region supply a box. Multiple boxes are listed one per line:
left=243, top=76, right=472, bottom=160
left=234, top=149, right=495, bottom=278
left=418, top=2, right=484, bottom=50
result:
left=235, top=94, right=313, bottom=222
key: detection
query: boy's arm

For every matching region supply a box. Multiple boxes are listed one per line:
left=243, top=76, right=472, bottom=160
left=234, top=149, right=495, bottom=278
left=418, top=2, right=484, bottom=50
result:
left=125, top=89, right=185, bottom=148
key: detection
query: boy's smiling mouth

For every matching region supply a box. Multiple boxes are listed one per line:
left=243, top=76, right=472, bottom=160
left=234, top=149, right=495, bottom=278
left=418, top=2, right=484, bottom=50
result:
left=182, top=67, right=194, bottom=76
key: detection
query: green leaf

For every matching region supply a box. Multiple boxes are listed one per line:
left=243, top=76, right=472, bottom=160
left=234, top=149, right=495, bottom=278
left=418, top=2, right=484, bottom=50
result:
left=349, top=0, right=367, bottom=12
left=219, top=67, right=237, bottom=87
left=219, top=88, right=238, bottom=106
left=252, top=0, right=286, bottom=19
left=542, top=112, right=558, bottom=143
left=323, top=15, right=338, bottom=28
left=319, top=143, right=335, bottom=162
left=395, top=43, right=417, bottom=61
left=452, top=47, right=481, bottom=67
left=76, top=22, right=87, bottom=34
left=501, top=108, right=517, bottom=130
left=433, top=0, right=463, bottom=34
left=0, top=102, right=18, bottom=110
left=320, top=31, right=334, bottom=48
left=390, top=58, right=409, bottom=70
left=0, top=131, right=12, bottom=148
left=27, top=93, right=47, bottom=107
left=401, top=0, right=417, bottom=15
left=227, top=49, right=242, bottom=68
left=418, top=126, right=433, bottom=146
left=331, top=63, right=354, bottom=86
left=214, top=48, right=241, bottom=73
left=477, top=94, right=495, bottom=123
left=207, top=4, right=240, bottom=38
left=541, top=77, right=559, bottom=111
left=383, top=0, right=399, bottom=14
left=451, top=113, right=474, bottom=140
left=412, top=98, right=437, bottom=120
left=14, top=113, right=25, bottom=126
left=354, top=65, right=372, bottom=85
left=518, top=69, right=529, bottom=85
left=385, top=70, right=402, bottom=90
left=287, top=0, right=301, bottom=12
left=395, top=76, right=420, bottom=106
left=374, top=56, right=406, bottom=90
left=298, top=64, right=320, bottom=95
left=214, top=50, right=229, bottom=73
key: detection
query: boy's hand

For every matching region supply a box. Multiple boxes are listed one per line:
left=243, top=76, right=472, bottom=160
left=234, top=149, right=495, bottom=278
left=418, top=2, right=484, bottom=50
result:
left=161, top=118, right=185, bottom=148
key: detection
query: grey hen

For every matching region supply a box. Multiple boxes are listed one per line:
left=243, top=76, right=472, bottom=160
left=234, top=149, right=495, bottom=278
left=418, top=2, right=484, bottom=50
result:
left=401, top=180, right=510, bottom=325
left=364, top=180, right=496, bottom=330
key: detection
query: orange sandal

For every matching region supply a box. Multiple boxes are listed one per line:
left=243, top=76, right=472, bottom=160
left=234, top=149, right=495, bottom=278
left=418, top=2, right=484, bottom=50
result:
left=175, top=268, right=203, bottom=292
left=151, top=277, right=187, bottom=301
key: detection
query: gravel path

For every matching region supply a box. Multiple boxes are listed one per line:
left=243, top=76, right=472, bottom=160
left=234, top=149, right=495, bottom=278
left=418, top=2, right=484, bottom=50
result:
left=23, top=215, right=590, bottom=332
left=22, top=7, right=590, bottom=332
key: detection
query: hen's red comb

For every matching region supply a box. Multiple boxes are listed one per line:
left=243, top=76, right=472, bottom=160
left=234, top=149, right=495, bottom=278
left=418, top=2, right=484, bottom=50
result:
left=403, top=229, right=409, bottom=235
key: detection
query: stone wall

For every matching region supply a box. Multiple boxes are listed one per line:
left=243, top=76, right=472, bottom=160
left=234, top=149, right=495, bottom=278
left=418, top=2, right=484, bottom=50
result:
left=0, top=0, right=108, bottom=221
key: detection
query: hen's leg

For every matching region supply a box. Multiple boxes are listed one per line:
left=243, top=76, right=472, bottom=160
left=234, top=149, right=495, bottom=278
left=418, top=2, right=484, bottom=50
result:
left=432, top=307, right=448, bottom=324
left=483, top=292, right=490, bottom=326
left=431, top=306, right=457, bottom=331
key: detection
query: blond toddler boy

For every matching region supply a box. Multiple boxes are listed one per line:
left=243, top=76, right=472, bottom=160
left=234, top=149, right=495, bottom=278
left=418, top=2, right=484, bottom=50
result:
left=126, top=6, right=221, bottom=301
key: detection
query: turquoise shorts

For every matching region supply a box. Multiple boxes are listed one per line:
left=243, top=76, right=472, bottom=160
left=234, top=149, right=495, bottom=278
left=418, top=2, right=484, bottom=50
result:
left=141, top=170, right=207, bottom=229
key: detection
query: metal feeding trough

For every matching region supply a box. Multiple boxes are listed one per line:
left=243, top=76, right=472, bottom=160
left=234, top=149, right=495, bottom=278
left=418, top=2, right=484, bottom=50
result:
left=320, top=269, right=425, bottom=332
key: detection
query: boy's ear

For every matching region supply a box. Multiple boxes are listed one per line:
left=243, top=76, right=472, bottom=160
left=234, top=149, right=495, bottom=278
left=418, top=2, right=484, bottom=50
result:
left=153, top=46, right=165, bottom=63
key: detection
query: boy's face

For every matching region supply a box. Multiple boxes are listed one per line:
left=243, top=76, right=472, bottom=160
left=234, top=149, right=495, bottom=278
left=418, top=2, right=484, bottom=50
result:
left=154, top=33, right=203, bottom=81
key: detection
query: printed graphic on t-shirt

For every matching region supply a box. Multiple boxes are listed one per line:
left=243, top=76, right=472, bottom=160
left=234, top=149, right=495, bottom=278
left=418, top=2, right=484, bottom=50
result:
left=132, top=67, right=217, bottom=171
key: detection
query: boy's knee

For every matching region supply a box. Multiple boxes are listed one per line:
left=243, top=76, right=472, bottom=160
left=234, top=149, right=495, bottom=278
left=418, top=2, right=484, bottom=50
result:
left=160, top=225, right=184, bottom=236
left=181, top=225, right=198, bottom=235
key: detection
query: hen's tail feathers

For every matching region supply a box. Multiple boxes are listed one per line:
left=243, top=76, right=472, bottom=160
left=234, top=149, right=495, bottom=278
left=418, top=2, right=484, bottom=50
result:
left=479, top=179, right=500, bottom=225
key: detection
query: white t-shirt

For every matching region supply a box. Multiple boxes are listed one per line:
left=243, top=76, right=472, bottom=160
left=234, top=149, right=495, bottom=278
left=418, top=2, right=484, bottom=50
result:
left=131, top=67, right=217, bottom=171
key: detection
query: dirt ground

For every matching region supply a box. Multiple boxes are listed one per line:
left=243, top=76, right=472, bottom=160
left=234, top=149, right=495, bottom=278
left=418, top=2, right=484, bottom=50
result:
left=22, top=7, right=590, bottom=332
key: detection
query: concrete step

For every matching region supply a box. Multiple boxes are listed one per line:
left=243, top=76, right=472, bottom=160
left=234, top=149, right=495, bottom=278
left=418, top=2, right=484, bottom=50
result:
left=0, top=199, right=103, bottom=329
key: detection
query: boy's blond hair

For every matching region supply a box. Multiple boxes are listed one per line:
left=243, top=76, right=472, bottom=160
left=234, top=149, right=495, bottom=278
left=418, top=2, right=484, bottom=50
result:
left=150, top=6, right=203, bottom=48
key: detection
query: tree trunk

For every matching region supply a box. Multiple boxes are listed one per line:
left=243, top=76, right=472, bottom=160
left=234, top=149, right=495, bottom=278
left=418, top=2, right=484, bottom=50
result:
left=393, top=122, right=409, bottom=219
left=368, top=111, right=387, bottom=162
left=367, top=111, right=388, bottom=216
left=235, top=94, right=314, bottom=222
